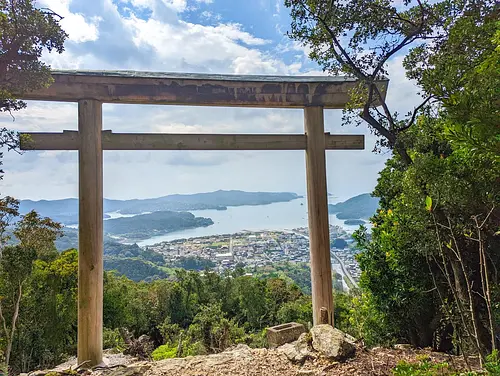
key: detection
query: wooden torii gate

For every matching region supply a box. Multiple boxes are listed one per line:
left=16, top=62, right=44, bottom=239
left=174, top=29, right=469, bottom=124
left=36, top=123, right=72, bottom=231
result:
left=19, top=70, right=388, bottom=366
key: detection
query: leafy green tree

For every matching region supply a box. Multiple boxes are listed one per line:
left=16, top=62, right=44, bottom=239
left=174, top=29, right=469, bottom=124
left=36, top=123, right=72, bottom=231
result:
left=0, top=196, right=18, bottom=251
left=0, top=209, right=61, bottom=370
left=12, top=249, right=78, bottom=371
left=0, top=0, right=67, bottom=113
left=285, top=0, right=497, bottom=163
left=14, top=210, right=62, bottom=260
left=265, top=278, right=302, bottom=324
left=0, top=245, right=36, bottom=368
left=188, top=303, right=245, bottom=353
left=276, top=297, right=313, bottom=327
left=354, top=9, right=499, bottom=356
left=0, top=0, right=67, bottom=177
left=236, top=277, right=268, bottom=330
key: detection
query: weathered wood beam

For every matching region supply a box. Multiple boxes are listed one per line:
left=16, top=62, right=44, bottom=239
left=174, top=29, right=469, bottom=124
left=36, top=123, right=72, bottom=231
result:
left=304, top=106, right=334, bottom=326
left=20, top=131, right=364, bottom=151
left=77, top=100, right=103, bottom=366
left=17, top=70, right=388, bottom=108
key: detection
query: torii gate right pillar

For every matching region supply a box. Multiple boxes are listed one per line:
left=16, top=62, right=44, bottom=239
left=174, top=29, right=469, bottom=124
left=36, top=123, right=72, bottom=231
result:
left=304, top=106, right=334, bottom=326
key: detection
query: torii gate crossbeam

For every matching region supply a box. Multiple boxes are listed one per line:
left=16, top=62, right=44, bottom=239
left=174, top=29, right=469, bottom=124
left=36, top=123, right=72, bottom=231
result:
left=18, top=70, right=388, bottom=366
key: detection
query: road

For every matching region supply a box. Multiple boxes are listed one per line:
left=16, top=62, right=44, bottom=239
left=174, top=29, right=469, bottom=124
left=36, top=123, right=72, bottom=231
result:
left=286, top=230, right=359, bottom=291
left=330, top=251, right=359, bottom=289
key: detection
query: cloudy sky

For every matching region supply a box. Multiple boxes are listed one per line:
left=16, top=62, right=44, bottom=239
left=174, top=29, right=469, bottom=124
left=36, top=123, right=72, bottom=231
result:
left=1, top=0, right=419, bottom=201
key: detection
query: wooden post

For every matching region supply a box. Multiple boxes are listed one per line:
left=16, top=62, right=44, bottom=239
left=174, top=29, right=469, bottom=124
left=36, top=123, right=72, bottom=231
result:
left=78, top=99, right=103, bottom=366
left=304, top=106, right=334, bottom=326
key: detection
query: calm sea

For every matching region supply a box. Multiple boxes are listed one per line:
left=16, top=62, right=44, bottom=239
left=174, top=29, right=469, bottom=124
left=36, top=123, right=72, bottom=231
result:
left=132, top=197, right=365, bottom=247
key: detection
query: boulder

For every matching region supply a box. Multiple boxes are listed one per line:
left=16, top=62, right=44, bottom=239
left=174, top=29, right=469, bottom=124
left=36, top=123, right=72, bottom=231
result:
left=278, top=333, right=315, bottom=364
left=310, top=325, right=356, bottom=360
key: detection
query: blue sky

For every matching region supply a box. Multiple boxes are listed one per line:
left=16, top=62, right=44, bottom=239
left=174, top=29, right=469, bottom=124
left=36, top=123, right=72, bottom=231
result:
left=1, top=0, right=419, bottom=200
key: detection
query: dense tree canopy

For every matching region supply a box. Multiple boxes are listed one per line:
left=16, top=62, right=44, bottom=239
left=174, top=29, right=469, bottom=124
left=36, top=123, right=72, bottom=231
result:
left=353, top=4, right=499, bottom=359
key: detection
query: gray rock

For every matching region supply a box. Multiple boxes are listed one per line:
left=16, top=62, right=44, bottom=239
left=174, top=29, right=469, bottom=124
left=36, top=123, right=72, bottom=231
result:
left=278, top=333, right=315, bottom=363
left=394, top=344, right=412, bottom=350
left=310, top=325, right=356, bottom=360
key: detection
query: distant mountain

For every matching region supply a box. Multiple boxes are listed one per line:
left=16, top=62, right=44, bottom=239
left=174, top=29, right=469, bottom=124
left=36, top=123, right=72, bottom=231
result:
left=328, top=193, right=380, bottom=220
left=19, top=190, right=300, bottom=225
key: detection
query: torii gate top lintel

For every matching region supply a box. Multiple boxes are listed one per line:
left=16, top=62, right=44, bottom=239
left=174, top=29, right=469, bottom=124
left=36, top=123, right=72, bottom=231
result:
left=21, top=69, right=388, bottom=108
left=18, top=70, right=389, bottom=367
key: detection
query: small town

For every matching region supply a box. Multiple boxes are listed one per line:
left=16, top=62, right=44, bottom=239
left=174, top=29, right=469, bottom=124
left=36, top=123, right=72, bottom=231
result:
left=143, top=225, right=362, bottom=287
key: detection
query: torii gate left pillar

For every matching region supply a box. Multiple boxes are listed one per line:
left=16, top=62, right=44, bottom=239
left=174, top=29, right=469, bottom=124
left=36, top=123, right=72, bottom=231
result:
left=78, top=99, right=103, bottom=364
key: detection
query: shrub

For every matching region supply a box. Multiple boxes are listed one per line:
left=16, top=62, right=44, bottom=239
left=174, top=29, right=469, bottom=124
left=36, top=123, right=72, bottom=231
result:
left=392, top=354, right=500, bottom=376
left=393, top=360, right=458, bottom=376
left=102, top=328, right=126, bottom=352
left=243, top=330, right=268, bottom=348
left=485, top=350, right=500, bottom=376
left=151, top=344, right=177, bottom=361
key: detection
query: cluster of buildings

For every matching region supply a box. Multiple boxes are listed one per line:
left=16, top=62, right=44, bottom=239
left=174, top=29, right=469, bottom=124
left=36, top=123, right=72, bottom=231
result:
left=144, top=225, right=362, bottom=285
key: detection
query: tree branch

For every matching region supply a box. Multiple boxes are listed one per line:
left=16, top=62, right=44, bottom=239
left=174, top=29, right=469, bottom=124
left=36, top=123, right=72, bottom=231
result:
left=370, top=1, right=427, bottom=79
left=371, top=83, right=396, bottom=129
left=299, top=1, right=367, bottom=79
left=397, top=95, right=435, bottom=133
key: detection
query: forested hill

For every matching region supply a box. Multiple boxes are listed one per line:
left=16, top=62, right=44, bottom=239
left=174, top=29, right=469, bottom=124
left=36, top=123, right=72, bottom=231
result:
left=328, top=193, right=380, bottom=220
left=19, top=190, right=301, bottom=224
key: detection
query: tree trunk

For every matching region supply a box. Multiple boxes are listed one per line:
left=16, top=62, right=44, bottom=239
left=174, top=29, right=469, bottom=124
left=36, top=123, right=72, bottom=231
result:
left=5, top=281, right=23, bottom=369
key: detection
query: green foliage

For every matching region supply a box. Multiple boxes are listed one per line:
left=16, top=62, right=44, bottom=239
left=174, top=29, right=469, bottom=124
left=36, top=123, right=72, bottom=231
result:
left=103, top=328, right=126, bottom=352
left=485, top=351, right=500, bottom=376
left=0, top=0, right=67, bottom=113
left=0, top=196, right=19, bottom=244
left=284, top=0, right=495, bottom=159
left=2, top=248, right=311, bottom=373
left=173, top=256, right=216, bottom=271
left=392, top=352, right=500, bottom=376
left=151, top=344, right=177, bottom=361
left=392, top=359, right=462, bottom=376
left=331, top=238, right=348, bottom=249
left=351, top=0, right=499, bottom=356
left=104, top=257, right=171, bottom=282
left=243, top=330, right=268, bottom=349
left=188, top=303, right=245, bottom=353
left=252, top=261, right=344, bottom=295
left=334, top=290, right=395, bottom=347
left=14, top=210, right=62, bottom=260
left=0, top=0, right=68, bottom=177
left=276, top=297, right=312, bottom=327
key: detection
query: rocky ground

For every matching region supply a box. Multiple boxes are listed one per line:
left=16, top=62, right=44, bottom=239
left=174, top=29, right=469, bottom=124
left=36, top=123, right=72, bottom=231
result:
left=26, top=346, right=479, bottom=376
left=27, top=326, right=480, bottom=376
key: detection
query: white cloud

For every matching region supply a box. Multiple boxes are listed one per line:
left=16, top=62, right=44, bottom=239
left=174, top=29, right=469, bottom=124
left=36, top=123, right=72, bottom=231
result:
left=385, top=55, right=420, bottom=117
left=0, top=0, right=422, bottom=200
left=200, top=10, right=221, bottom=22
left=120, top=0, right=187, bottom=12
left=39, top=0, right=100, bottom=42
left=123, top=17, right=270, bottom=65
